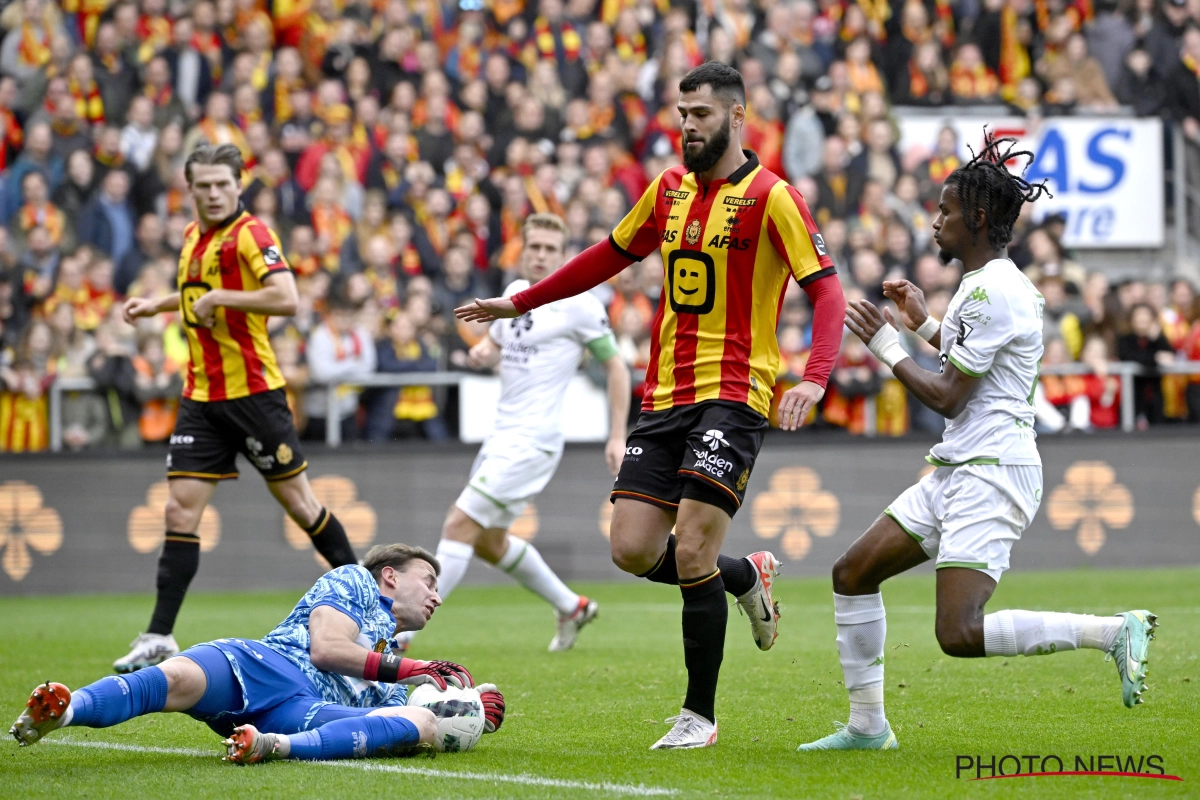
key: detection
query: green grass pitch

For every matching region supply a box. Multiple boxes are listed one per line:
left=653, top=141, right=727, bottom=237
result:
left=1, top=568, right=1196, bottom=799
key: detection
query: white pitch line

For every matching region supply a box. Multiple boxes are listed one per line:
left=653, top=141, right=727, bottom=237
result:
left=45, top=738, right=677, bottom=796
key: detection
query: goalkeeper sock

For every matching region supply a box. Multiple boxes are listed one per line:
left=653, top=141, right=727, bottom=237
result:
left=497, top=535, right=578, bottom=616
left=306, top=508, right=357, bottom=568
left=66, top=669, right=168, bottom=729
left=834, top=592, right=888, bottom=736
left=983, top=610, right=1124, bottom=656
left=286, top=715, right=421, bottom=759
left=638, top=534, right=756, bottom=597
left=434, top=539, right=473, bottom=601
left=147, top=532, right=200, bottom=635
left=680, top=570, right=727, bottom=725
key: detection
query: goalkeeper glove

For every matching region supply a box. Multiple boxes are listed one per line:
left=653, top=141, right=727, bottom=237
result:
left=476, top=683, right=505, bottom=733
left=365, top=654, right=474, bottom=690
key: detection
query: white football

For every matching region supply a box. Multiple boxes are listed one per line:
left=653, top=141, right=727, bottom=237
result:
left=406, top=683, right=486, bottom=753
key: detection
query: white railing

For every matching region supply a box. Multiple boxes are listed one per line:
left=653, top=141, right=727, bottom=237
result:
left=46, top=362, right=1200, bottom=450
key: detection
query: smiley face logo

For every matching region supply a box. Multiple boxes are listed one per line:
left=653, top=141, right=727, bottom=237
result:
left=685, top=218, right=702, bottom=245
left=668, top=251, right=715, bottom=315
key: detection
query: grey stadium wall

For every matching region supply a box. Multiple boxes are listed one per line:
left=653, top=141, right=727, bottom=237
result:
left=1, top=433, right=1198, bottom=595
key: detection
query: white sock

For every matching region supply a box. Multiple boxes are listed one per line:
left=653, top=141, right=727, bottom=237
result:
left=983, top=610, right=1124, bottom=657
left=434, top=539, right=474, bottom=602
left=834, top=592, right=888, bottom=736
left=496, top=535, right=579, bottom=616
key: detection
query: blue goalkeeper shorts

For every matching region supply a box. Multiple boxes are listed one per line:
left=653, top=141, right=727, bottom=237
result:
left=178, top=637, right=395, bottom=738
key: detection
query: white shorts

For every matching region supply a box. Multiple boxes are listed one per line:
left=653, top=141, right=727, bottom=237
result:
left=885, top=464, right=1042, bottom=583
left=455, top=435, right=562, bottom=530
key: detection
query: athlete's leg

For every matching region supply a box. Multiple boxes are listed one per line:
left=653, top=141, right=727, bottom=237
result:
left=799, top=513, right=930, bottom=748
left=266, top=472, right=358, bottom=568
left=147, top=477, right=217, bottom=636
left=227, top=705, right=437, bottom=762
left=475, top=525, right=580, bottom=614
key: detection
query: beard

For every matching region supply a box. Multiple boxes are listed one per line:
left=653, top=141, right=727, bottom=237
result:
left=682, top=114, right=732, bottom=174
left=937, top=245, right=954, bottom=265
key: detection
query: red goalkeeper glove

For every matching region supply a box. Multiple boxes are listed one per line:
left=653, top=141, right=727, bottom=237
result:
left=476, top=683, right=505, bottom=733
left=365, top=653, right=474, bottom=690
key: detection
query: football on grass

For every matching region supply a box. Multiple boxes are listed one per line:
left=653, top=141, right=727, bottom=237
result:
left=406, top=683, right=487, bottom=752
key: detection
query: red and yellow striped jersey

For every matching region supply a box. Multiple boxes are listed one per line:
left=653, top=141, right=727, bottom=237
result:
left=177, top=208, right=290, bottom=402
left=611, top=151, right=835, bottom=417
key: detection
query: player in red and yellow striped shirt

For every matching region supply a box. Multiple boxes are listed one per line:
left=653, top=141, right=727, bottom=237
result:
left=458, top=63, right=846, bottom=748
left=117, top=144, right=358, bottom=674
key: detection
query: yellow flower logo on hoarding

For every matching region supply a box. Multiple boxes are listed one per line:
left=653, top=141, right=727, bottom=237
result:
left=1047, top=461, right=1133, bottom=555
left=129, top=481, right=220, bottom=553
left=0, top=481, right=62, bottom=581
left=750, top=467, right=839, bottom=561
left=284, top=476, right=376, bottom=565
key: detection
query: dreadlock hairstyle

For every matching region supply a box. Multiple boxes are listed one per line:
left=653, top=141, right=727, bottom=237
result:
left=944, top=130, right=1052, bottom=250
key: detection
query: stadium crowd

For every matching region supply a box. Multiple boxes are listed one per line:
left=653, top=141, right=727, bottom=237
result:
left=2, top=0, right=1200, bottom=452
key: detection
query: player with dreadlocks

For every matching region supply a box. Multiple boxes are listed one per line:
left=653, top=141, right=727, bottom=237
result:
left=797, top=132, right=1158, bottom=752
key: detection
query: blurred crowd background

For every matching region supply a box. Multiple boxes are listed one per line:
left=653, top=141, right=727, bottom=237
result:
left=2, top=0, right=1200, bottom=452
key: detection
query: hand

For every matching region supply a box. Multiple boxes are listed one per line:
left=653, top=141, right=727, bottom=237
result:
left=881, top=280, right=927, bottom=332
left=777, top=380, right=825, bottom=430
left=190, top=291, right=221, bottom=328
left=465, top=340, right=494, bottom=370
left=123, top=296, right=161, bottom=325
left=455, top=297, right=520, bottom=323
left=604, top=435, right=624, bottom=476
left=845, top=299, right=896, bottom=345
left=396, top=658, right=474, bottom=690
left=476, top=682, right=505, bottom=733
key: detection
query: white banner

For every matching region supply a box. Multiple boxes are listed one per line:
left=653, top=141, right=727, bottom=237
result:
left=897, top=116, right=1163, bottom=248
left=458, top=374, right=610, bottom=443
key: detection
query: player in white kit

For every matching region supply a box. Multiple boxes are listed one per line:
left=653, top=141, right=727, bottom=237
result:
left=397, top=214, right=630, bottom=653
left=799, top=135, right=1157, bottom=751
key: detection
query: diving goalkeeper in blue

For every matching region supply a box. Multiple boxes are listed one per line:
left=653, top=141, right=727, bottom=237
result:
left=10, top=544, right=505, bottom=762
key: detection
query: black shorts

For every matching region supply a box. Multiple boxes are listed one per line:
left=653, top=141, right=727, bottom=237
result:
left=611, top=400, right=768, bottom=518
left=167, top=388, right=308, bottom=482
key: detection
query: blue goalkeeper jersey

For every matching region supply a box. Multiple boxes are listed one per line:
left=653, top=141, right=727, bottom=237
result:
left=261, top=564, right=409, bottom=708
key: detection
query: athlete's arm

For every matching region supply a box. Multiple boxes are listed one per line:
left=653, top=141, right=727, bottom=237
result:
left=190, top=270, right=299, bottom=326
left=122, top=292, right=181, bottom=324
left=845, top=299, right=981, bottom=418
left=883, top=279, right=942, bottom=350
left=308, top=605, right=473, bottom=688
left=778, top=274, right=846, bottom=430
left=456, top=239, right=635, bottom=322
left=601, top=352, right=631, bottom=475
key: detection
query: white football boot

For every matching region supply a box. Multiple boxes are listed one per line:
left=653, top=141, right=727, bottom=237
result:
left=735, top=552, right=781, bottom=650
left=113, top=633, right=179, bottom=674
left=10, top=682, right=72, bottom=746
left=650, top=709, right=718, bottom=750
left=549, top=597, right=598, bottom=652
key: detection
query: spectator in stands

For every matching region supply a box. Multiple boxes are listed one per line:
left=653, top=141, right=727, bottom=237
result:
left=1168, top=25, right=1200, bottom=143
left=1081, top=335, right=1121, bottom=430
left=130, top=331, right=181, bottom=444
left=1145, top=0, right=1191, bottom=80
left=304, top=291, right=376, bottom=442
left=10, top=170, right=69, bottom=251
left=0, top=316, right=55, bottom=451
left=4, top=122, right=61, bottom=216
left=367, top=309, right=447, bottom=442
left=1117, top=302, right=1176, bottom=427
left=78, top=169, right=135, bottom=265
left=85, top=320, right=141, bottom=448
left=52, top=149, right=96, bottom=222
left=1115, top=48, right=1168, bottom=117
left=1040, top=33, right=1119, bottom=111
left=114, top=213, right=164, bottom=296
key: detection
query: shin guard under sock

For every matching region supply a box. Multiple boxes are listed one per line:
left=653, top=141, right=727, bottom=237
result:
left=307, top=508, right=358, bottom=568
left=680, top=570, right=727, bottom=724
left=67, top=669, right=169, bottom=728
left=286, top=715, right=420, bottom=759
left=147, top=532, right=200, bottom=635
left=636, top=534, right=755, bottom=597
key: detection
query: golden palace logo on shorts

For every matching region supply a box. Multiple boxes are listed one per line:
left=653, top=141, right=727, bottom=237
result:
left=276, top=443, right=294, bottom=465
left=284, top=475, right=376, bottom=565
left=0, top=481, right=62, bottom=581
left=736, top=469, right=750, bottom=492
left=750, top=467, right=839, bottom=561
left=1046, top=461, right=1133, bottom=555
left=129, top=481, right=220, bottom=553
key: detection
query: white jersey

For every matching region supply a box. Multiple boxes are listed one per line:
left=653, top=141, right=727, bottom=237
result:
left=928, top=258, right=1043, bottom=467
left=487, top=280, right=615, bottom=452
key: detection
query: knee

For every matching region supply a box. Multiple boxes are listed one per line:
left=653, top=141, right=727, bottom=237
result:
left=407, top=707, right=438, bottom=746
left=831, top=554, right=863, bottom=595
left=164, top=495, right=200, bottom=532
left=473, top=533, right=508, bottom=565
left=935, top=618, right=982, bottom=658
left=281, top=488, right=321, bottom=527
left=609, top=535, right=656, bottom=575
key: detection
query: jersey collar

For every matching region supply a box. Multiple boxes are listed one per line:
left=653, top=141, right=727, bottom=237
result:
left=692, top=149, right=759, bottom=188
left=200, top=201, right=246, bottom=234
left=378, top=593, right=396, bottom=623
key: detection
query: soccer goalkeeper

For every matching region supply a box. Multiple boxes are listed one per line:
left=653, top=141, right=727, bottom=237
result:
left=10, top=544, right=505, bottom=762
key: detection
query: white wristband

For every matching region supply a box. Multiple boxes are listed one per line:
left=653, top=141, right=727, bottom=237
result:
left=915, top=316, right=941, bottom=342
left=867, top=324, right=911, bottom=370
